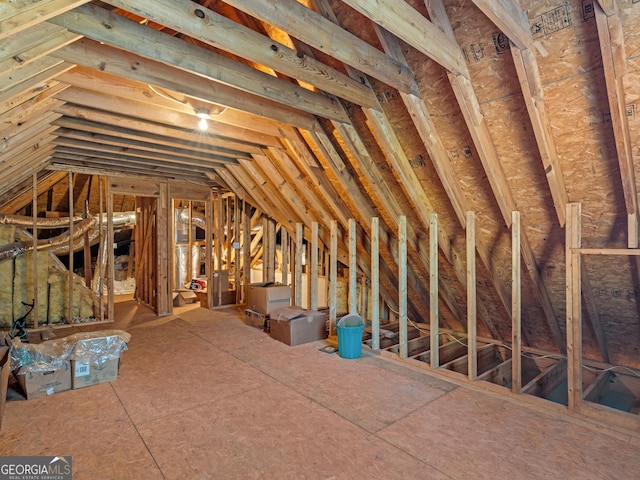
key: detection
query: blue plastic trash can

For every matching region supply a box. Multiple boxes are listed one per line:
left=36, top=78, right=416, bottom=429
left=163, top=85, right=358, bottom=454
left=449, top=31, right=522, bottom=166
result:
left=336, top=313, right=364, bottom=359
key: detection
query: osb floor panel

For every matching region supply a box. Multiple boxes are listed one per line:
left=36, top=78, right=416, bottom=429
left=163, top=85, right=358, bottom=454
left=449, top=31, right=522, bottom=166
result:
left=2, top=302, right=640, bottom=479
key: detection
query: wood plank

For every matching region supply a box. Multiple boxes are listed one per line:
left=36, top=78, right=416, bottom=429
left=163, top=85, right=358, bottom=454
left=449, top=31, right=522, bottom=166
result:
left=566, top=203, right=583, bottom=412
left=430, top=213, right=439, bottom=368
left=329, top=219, right=338, bottom=337
left=0, top=30, right=79, bottom=76
left=101, top=0, right=374, bottom=109
left=0, top=0, right=90, bottom=41
left=466, top=211, right=477, bottom=380
left=310, top=222, right=319, bottom=311
left=511, top=47, right=568, bottom=226
left=0, top=22, right=68, bottom=63
left=428, top=0, right=565, bottom=353
left=55, top=75, right=285, bottom=141
left=52, top=39, right=319, bottom=129
left=338, top=0, right=465, bottom=76
left=371, top=217, right=380, bottom=350
left=595, top=3, right=637, bottom=217
left=295, top=222, right=303, bottom=307
left=469, top=0, right=534, bottom=51
left=225, top=0, right=415, bottom=97
left=399, top=215, right=408, bottom=359
left=512, top=211, right=522, bottom=393
left=348, top=218, right=357, bottom=314
left=49, top=4, right=352, bottom=121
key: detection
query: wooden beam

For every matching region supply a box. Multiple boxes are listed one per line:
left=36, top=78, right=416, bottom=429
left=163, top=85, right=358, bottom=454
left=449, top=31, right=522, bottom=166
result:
left=511, top=47, right=568, bottom=227
left=310, top=221, right=319, bottom=311
left=594, top=3, right=637, bottom=218
left=371, top=217, right=380, bottom=351
left=466, top=211, right=477, bottom=380
left=0, top=0, right=90, bottom=41
left=101, top=0, right=374, bottom=110
left=430, top=213, right=439, bottom=368
left=337, top=0, right=466, bottom=76
left=329, top=219, right=338, bottom=337
left=52, top=39, right=320, bottom=129
left=512, top=211, right=522, bottom=393
left=468, top=0, right=534, bottom=51
left=227, top=0, right=416, bottom=97
left=348, top=218, right=357, bottom=314
left=428, top=0, right=565, bottom=353
left=295, top=222, right=303, bottom=307
left=566, top=203, right=583, bottom=412
left=399, top=215, right=408, bottom=359
left=0, top=29, right=79, bottom=75
left=49, top=4, right=352, bottom=121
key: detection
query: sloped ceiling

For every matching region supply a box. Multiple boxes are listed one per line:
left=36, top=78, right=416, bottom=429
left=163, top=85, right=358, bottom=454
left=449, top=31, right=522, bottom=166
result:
left=1, top=0, right=639, bottom=366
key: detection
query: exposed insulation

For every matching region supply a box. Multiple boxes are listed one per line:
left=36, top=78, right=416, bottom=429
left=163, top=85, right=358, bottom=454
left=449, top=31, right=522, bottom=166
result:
left=12, top=251, right=49, bottom=328
left=48, top=273, right=66, bottom=325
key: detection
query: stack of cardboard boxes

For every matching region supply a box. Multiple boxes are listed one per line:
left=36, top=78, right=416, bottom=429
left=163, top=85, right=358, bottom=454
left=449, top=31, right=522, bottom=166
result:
left=10, top=330, right=129, bottom=400
left=245, top=283, right=328, bottom=346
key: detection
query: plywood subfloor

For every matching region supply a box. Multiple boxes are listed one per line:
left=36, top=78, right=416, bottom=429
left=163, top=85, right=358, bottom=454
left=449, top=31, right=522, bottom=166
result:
left=2, top=302, right=640, bottom=479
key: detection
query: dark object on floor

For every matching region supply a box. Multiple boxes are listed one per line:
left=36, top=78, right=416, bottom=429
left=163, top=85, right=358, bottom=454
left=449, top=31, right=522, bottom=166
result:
left=319, top=345, right=338, bottom=354
left=10, top=301, right=34, bottom=343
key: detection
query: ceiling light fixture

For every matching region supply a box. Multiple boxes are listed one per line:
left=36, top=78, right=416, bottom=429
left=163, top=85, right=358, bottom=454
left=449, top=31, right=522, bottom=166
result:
left=195, top=107, right=210, bottom=131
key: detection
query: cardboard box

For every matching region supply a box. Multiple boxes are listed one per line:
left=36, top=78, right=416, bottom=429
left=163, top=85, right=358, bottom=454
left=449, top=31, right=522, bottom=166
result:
left=17, top=361, right=72, bottom=400
left=269, top=307, right=327, bottom=346
left=173, top=289, right=197, bottom=306
left=245, top=309, right=269, bottom=330
left=0, top=347, right=9, bottom=429
left=247, top=283, right=291, bottom=314
left=71, top=357, right=120, bottom=390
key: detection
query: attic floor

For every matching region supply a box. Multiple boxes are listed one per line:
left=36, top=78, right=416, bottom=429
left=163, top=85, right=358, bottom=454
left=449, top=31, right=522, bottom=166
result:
left=2, top=302, right=639, bottom=479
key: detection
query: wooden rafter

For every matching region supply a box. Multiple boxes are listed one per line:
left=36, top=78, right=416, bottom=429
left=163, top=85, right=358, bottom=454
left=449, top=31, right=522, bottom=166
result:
left=51, top=39, right=320, bottom=129
left=100, top=0, right=376, bottom=109
left=49, top=4, right=355, bottom=121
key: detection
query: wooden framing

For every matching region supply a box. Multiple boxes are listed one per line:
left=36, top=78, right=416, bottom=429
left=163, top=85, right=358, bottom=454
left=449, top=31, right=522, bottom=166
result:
left=466, top=211, right=477, bottom=380
left=310, top=222, right=319, bottom=311
left=295, top=222, right=303, bottom=307
left=348, top=218, right=357, bottom=314
left=512, top=211, right=522, bottom=393
left=370, top=217, right=380, bottom=351
left=329, top=219, right=338, bottom=337
left=399, top=215, right=408, bottom=359
left=430, top=213, right=439, bottom=368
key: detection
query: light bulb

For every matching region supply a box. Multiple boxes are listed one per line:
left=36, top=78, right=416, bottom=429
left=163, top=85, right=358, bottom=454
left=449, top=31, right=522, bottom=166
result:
left=198, top=117, right=208, bottom=130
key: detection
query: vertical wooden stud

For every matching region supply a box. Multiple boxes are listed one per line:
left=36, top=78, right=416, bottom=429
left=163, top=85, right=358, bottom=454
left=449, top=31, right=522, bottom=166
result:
left=371, top=217, right=380, bottom=350
left=31, top=173, right=38, bottom=329
left=205, top=190, right=214, bottom=309
left=267, top=219, right=276, bottom=283
left=106, top=179, right=114, bottom=322
left=466, top=211, right=477, bottom=380
left=329, top=220, right=338, bottom=337
left=157, top=182, right=170, bottom=315
left=348, top=219, right=357, bottom=314
left=68, top=172, right=74, bottom=324
left=281, top=228, right=289, bottom=285
left=216, top=188, right=223, bottom=306
left=566, top=202, right=583, bottom=411
left=234, top=196, right=240, bottom=303
left=243, top=200, right=251, bottom=303
left=430, top=213, right=439, bottom=368
left=295, top=222, right=303, bottom=306
left=311, top=222, right=319, bottom=311
left=98, top=176, right=105, bottom=321
left=399, top=215, right=408, bottom=359
left=512, top=211, right=522, bottom=393
left=629, top=213, right=638, bottom=248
